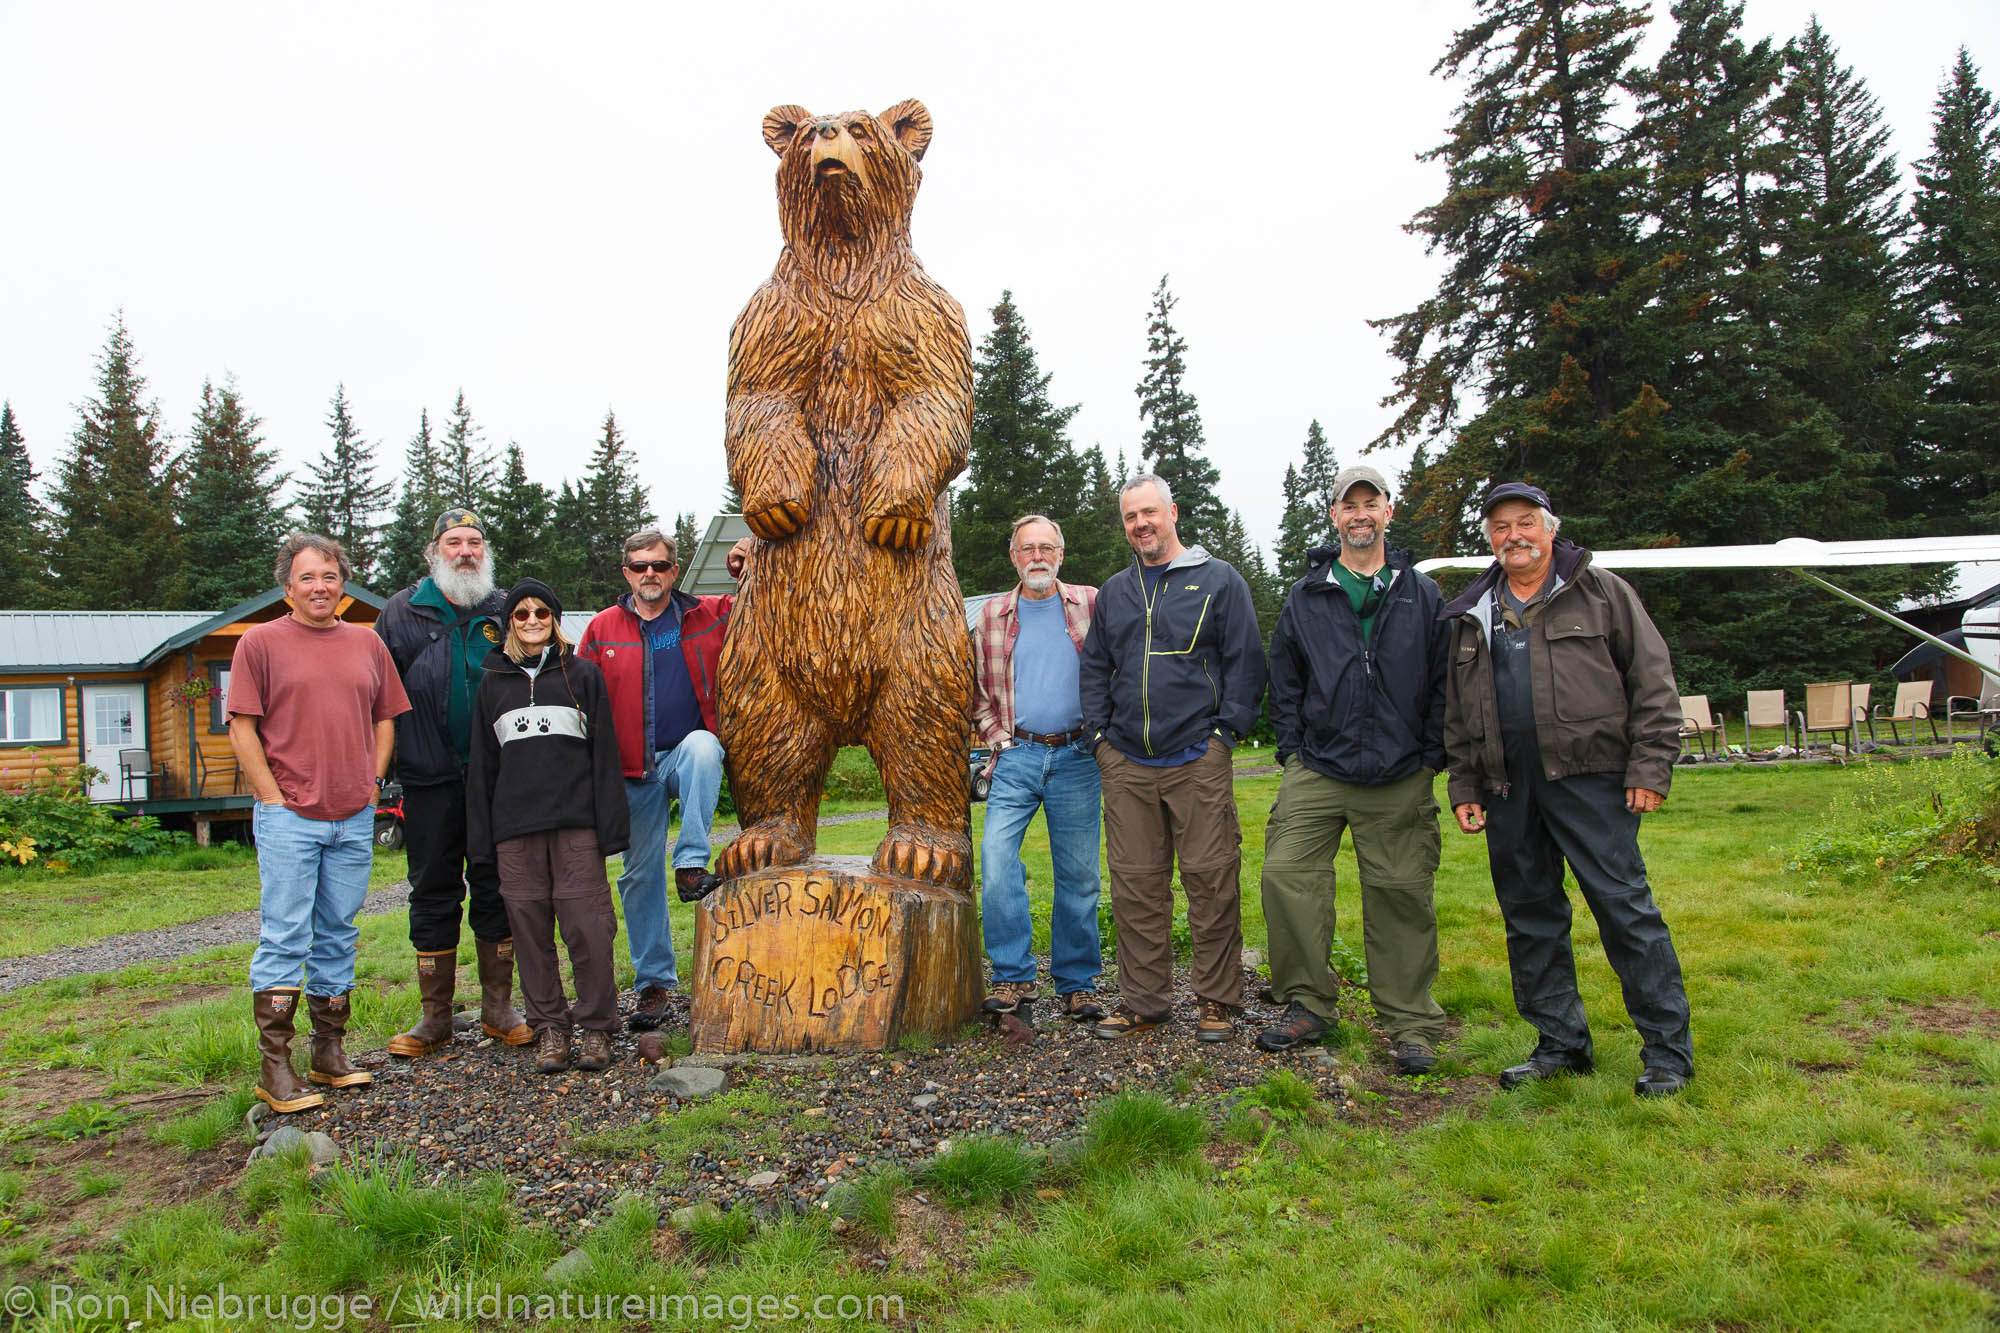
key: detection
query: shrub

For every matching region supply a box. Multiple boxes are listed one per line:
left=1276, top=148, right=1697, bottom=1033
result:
left=1787, top=752, right=2000, bottom=882
left=0, top=750, right=185, bottom=871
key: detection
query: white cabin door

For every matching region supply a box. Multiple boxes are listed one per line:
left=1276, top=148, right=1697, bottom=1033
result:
left=82, top=684, right=147, bottom=801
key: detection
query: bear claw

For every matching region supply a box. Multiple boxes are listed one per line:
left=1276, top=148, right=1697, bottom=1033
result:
left=863, top=515, right=931, bottom=550
left=746, top=499, right=810, bottom=540
left=716, top=821, right=811, bottom=879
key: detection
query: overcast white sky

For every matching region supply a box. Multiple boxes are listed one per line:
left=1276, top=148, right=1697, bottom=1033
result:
left=2, top=1, right=1994, bottom=565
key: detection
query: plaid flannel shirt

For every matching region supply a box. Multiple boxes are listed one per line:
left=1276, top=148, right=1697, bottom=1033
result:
left=971, top=580, right=1098, bottom=749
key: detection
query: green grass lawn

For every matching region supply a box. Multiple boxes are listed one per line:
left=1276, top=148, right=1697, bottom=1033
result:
left=0, top=759, right=1995, bottom=1328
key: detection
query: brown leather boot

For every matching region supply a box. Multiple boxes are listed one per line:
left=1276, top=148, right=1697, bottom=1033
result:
left=253, top=989, right=325, bottom=1114
left=387, top=949, right=458, bottom=1057
left=307, top=992, right=373, bottom=1088
left=534, top=1025, right=571, bottom=1075
left=476, top=938, right=533, bottom=1046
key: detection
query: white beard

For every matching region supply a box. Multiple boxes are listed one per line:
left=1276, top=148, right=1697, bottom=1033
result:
left=429, top=550, right=496, bottom=607
left=1022, top=570, right=1057, bottom=593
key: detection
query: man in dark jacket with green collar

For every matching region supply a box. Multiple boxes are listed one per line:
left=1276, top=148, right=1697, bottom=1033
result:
left=1443, top=482, right=1693, bottom=1098
left=1257, top=467, right=1450, bottom=1074
left=375, top=507, right=530, bottom=1056
left=1079, top=474, right=1267, bottom=1044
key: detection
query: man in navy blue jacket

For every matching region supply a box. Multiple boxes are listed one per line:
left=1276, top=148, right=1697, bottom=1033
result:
left=1079, top=475, right=1267, bottom=1044
left=1257, top=467, right=1451, bottom=1074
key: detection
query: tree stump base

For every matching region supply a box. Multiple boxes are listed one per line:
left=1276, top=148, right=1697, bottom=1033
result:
left=689, top=856, right=981, bottom=1054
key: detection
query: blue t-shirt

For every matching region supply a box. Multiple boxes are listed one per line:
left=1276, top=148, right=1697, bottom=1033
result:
left=642, top=605, right=703, bottom=755
left=1130, top=560, right=1208, bottom=767
left=1011, top=592, right=1082, bottom=736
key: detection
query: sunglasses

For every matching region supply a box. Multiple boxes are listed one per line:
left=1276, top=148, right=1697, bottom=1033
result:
left=511, top=606, right=553, bottom=622
left=625, top=560, right=674, bottom=574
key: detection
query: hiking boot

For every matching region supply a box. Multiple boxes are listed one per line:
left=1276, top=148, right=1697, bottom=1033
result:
left=574, top=1029, right=614, bottom=1072
left=1499, top=1049, right=1594, bottom=1089
left=1393, top=1041, right=1438, bottom=1077
left=1634, top=1066, right=1691, bottom=1098
left=306, top=992, right=373, bottom=1088
left=1092, top=1005, right=1168, bottom=1040
left=1057, top=991, right=1106, bottom=1022
left=628, top=984, right=671, bottom=1032
left=476, top=938, right=533, bottom=1046
left=982, top=980, right=1038, bottom=1014
left=252, top=989, right=325, bottom=1114
left=1195, top=999, right=1237, bottom=1044
left=676, top=866, right=722, bottom=903
left=535, top=1025, right=572, bottom=1075
left=388, top=949, right=458, bottom=1057
left=1255, top=1002, right=1329, bottom=1052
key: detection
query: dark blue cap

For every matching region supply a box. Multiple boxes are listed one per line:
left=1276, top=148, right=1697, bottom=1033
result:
left=1481, top=481, right=1552, bottom=515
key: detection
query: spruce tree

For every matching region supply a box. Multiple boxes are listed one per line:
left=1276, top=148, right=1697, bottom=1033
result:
left=1058, top=444, right=1128, bottom=590
left=483, top=443, right=551, bottom=587
left=1372, top=0, right=1657, bottom=537
left=577, top=411, right=655, bottom=611
left=1907, top=47, right=2000, bottom=529
left=952, top=290, right=1089, bottom=594
left=178, top=379, right=292, bottom=608
left=539, top=480, right=594, bottom=610
left=1209, top=508, right=1281, bottom=646
left=673, top=512, right=700, bottom=568
left=299, top=384, right=392, bottom=582
left=1276, top=421, right=1340, bottom=578
left=0, top=403, right=51, bottom=607
left=1134, top=276, right=1225, bottom=548
left=381, top=410, right=445, bottom=592
left=437, top=390, right=496, bottom=511
left=47, top=316, right=184, bottom=609
left=1384, top=444, right=1460, bottom=561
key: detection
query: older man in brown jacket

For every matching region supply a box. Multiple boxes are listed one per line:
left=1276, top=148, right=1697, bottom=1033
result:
left=1442, top=483, right=1693, bottom=1098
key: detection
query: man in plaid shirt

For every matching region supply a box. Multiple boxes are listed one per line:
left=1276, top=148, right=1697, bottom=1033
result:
left=971, top=515, right=1104, bottom=1021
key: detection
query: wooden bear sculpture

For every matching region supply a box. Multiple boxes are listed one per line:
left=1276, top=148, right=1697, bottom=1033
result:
left=714, top=98, right=974, bottom=892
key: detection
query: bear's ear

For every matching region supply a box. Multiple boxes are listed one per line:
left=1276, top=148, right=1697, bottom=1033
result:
left=763, top=105, right=813, bottom=157
left=878, top=99, right=933, bottom=161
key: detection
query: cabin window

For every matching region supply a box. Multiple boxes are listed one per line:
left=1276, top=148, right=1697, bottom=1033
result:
left=0, top=686, right=64, bottom=744
left=207, top=661, right=231, bottom=733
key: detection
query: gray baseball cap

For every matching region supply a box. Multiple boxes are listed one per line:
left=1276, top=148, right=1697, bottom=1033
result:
left=1330, top=465, right=1392, bottom=503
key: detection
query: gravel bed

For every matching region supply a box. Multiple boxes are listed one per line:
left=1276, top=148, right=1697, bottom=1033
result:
left=295, top=961, right=1354, bottom=1232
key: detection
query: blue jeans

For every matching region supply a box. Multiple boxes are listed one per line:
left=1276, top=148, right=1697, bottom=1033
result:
left=248, top=803, right=376, bottom=994
left=618, top=730, right=724, bottom=991
left=979, top=737, right=1103, bottom=993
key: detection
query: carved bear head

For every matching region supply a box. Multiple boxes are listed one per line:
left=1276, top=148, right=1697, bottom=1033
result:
left=763, top=100, right=932, bottom=264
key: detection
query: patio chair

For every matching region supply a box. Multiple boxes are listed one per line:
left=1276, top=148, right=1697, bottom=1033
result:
left=1678, top=695, right=1724, bottom=758
left=1800, top=682, right=1857, bottom=762
left=191, top=746, right=242, bottom=797
left=1851, top=683, right=1872, bottom=738
left=118, top=748, right=168, bottom=801
left=1872, top=681, right=1940, bottom=746
left=1743, top=689, right=1795, bottom=754
left=1946, top=679, right=2000, bottom=746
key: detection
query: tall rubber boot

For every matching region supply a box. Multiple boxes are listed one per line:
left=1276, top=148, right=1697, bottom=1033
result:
left=476, top=937, right=533, bottom=1046
left=307, top=992, right=373, bottom=1088
left=387, top=949, right=458, bottom=1057
left=253, top=989, right=325, bottom=1114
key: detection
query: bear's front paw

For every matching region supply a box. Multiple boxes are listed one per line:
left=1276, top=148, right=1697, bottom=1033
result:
left=862, top=513, right=933, bottom=550
left=744, top=497, right=811, bottom=541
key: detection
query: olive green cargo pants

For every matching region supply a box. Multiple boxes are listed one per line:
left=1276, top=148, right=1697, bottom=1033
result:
left=1258, top=759, right=1447, bottom=1044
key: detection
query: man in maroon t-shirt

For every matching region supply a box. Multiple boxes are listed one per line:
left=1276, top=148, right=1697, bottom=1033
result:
left=229, top=533, right=410, bottom=1114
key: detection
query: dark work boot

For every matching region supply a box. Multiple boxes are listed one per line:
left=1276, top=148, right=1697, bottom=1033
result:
left=388, top=949, right=458, bottom=1057
left=476, top=938, right=533, bottom=1046
left=306, top=992, right=373, bottom=1088
left=676, top=866, right=722, bottom=903
left=1499, top=1048, right=1595, bottom=1089
left=253, top=989, right=325, bottom=1114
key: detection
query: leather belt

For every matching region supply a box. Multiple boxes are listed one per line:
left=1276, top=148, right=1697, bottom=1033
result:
left=1012, top=725, right=1087, bottom=746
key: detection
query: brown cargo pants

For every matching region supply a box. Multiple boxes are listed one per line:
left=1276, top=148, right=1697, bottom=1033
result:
left=496, top=828, right=621, bottom=1034
left=1097, top=738, right=1244, bottom=1017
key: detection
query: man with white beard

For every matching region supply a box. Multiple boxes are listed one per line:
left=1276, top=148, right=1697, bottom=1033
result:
left=375, top=508, right=531, bottom=1057
left=969, top=515, right=1105, bottom=1021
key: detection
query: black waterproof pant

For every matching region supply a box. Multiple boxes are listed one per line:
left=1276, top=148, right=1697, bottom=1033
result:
left=402, top=779, right=508, bottom=951
left=1483, top=732, right=1694, bottom=1077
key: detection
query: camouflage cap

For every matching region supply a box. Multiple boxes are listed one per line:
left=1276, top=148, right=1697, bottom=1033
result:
left=432, top=506, right=486, bottom=539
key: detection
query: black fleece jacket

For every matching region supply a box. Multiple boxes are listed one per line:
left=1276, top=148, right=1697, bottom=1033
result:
left=1269, top=544, right=1448, bottom=785
left=466, top=645, right=630, bottom=862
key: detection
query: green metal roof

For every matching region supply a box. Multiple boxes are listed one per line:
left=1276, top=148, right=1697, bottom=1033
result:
left=0, top=585, right=391, bottom=675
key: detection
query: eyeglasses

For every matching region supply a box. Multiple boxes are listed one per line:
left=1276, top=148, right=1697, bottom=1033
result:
left=511, top=606, right=553, bottom=622
left=1013, top=544, right=1062, bottom=558
left=625, top=560, right=674, bottom=574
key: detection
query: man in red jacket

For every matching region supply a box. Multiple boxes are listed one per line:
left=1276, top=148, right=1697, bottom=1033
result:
left=576, top=529, right=746, bottom=1031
